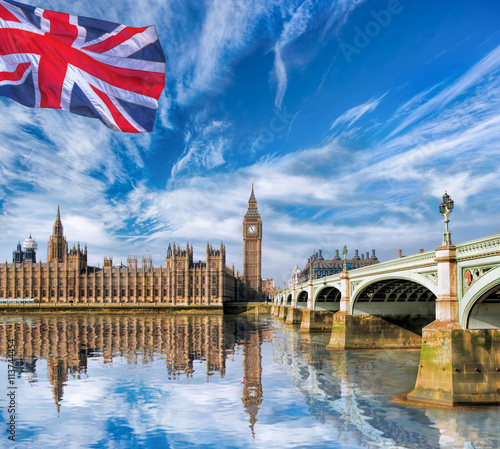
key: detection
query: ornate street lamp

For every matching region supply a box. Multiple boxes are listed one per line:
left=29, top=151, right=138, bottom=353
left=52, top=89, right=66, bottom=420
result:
left=439, top=191, right=454, bottom=245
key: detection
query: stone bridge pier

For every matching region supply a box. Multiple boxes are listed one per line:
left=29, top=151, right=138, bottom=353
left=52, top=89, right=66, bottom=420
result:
left=408, top=245, right=499, bottom=405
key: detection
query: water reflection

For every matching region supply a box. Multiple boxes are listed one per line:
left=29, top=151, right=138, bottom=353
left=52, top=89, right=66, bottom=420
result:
left=1, top=316, right=243, bottom=410
left=0, top=314, right=498, bottom=448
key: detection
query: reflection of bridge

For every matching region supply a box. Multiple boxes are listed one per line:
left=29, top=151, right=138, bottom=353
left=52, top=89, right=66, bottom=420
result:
left=271, top=320, right=489, bottom=448
left=274, top=235, right=500, bottom=405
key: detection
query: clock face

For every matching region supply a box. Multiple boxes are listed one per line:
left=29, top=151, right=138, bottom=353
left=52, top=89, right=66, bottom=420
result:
left=247, top=225, right=257, bottom=235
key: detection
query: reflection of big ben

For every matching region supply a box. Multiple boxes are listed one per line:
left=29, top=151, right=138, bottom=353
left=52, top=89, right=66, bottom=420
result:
left=243, top=184, right=262, bottom=299
left=242, top=325, right=263, bottom=438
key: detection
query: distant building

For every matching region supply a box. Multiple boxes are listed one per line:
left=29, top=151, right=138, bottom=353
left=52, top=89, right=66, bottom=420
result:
left=12, top=234, right=38, bottom=264
left=261, top=279, right=276, bottom=299
left=298, top=248, right=379, bottom=283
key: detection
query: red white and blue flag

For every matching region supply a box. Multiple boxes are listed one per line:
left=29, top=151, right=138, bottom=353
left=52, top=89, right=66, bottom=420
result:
left=0, top=0, right=165, bottom=132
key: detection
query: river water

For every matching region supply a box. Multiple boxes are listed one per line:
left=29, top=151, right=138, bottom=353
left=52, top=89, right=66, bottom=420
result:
left=0, top=313, right=498, bottom=448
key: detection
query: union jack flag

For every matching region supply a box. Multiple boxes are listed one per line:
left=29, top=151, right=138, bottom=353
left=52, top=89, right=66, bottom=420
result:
left=0, top=0, right=165, bottom=132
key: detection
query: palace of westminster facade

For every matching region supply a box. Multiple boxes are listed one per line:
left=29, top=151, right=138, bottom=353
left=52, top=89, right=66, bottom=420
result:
left=0, top=187, right=264, bottom=304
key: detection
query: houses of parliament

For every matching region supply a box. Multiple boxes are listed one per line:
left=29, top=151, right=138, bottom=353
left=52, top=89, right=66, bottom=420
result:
left=0, top=187, right=264, bottom=304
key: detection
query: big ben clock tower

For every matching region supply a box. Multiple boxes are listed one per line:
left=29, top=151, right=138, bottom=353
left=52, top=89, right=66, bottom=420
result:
left=243, top=183, right=262, bottom=299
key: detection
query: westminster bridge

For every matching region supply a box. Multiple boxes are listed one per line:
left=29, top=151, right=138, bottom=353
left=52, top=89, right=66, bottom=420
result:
left=273, top=234, right=500, bottom=406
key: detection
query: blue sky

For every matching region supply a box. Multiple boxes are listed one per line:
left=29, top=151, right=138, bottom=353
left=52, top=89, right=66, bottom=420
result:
left=1, top=0, right=500, bottom=284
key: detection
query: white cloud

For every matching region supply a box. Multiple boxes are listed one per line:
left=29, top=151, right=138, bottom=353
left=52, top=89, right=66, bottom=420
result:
left=329, top=92, right=387, bottom=133
left=273, top=1, right=314, bottom=108
left=389, top=44, right=500, bottom=137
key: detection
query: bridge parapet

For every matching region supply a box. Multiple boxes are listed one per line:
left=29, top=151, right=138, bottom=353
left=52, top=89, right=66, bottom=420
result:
left=456, top=234, right=500, bottom=260
left=348, top=250, right=436, bottom=279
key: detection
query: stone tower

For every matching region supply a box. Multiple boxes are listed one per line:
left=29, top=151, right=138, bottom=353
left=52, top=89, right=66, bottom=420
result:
left=22, top=234, right=38, bottom=263
left=47, top=205, right=68, bottom=264
left=242, top=184, right=262, bottom=299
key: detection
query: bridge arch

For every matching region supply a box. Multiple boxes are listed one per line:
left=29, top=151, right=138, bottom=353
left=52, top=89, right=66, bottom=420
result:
left=461, top=265, right=500, bottom=329
left=286, top=293, right=292, bottom=306
left=296, top=290, right=308, bottom=308
left=351, top=275, right=437, bottom=329
left=313, top=285, right=341, bottom=311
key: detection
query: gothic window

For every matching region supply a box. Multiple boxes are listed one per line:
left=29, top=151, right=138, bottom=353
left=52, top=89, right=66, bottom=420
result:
left=42, top=290, right=46, bottom=297
left=113, top=279, right=117, bottom=286
left=69, top=290, right=73, bottom=297
left=80, top=290, right=84, bottom=296
left=59, top=290, right=63, bottom=296
left=154, top=278, right=159, bottom=285
left=69, top=278, right=74, bottom=286
left=146, top=289, right=150, bottom=296
left=121, top=289, right=125, bottom=296
left=138, top=289, right=142, bottom=296
left=212, top=276, right=217, bottom=284
left=25, top=290, right=29, bottom=296
left=177, top=288, right=183, bottom=296
left=130, top=290, right=134, bottom=296
left=195, top=288, right=199, bottom=296
left=154, top=289, right=158, bottom=296
left=113, top=289, right=117, bottom=296
left=163, top=289, right=167, bottom=296
left=178, top=262, right=183, bottom=269
left=211, top=288, right=217, bottom=296
left=105, top=289, right=109, bottom=296
left=34, top=290, right=38, bottom=296
left=212, top=262, right=217, bottom=269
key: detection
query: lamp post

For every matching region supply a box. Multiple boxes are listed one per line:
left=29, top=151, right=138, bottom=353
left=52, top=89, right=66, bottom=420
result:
left=342, top=245, right=348, bottom=271
left=439, top=191, right=454, bottom=245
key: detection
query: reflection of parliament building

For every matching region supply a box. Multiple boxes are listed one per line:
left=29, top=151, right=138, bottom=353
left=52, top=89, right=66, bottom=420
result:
left=0, top=314, right=269, bottom=433
left=0, top=187, right=264, bottom=304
